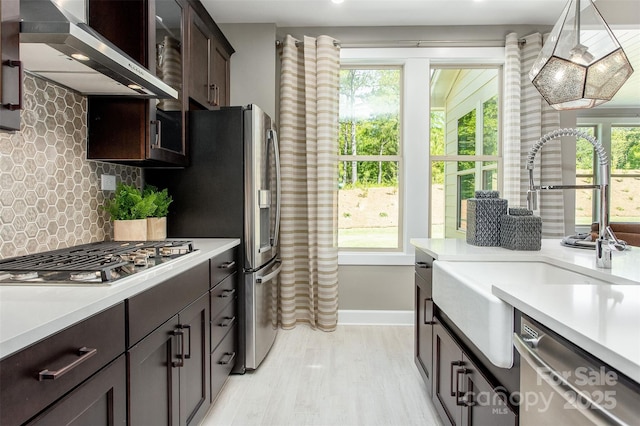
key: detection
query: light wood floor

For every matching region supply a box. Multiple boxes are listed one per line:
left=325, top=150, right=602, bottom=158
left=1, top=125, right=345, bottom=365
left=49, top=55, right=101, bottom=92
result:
left=200, top=325, right=442, bottom=426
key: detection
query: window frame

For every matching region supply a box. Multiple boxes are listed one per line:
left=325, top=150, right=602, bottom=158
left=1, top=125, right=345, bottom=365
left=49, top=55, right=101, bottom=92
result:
left=339, top=47, right=504, bottom=265
left=429, top=65, right=504, bottom=239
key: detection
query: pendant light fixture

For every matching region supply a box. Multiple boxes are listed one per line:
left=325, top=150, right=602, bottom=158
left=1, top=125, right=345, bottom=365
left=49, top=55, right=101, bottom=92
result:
left=529, top=0, right=634, bottom=110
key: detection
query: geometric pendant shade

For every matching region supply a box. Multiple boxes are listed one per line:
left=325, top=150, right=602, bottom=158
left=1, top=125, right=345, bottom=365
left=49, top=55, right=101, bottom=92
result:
left=529, top=0, right=634, bottom=110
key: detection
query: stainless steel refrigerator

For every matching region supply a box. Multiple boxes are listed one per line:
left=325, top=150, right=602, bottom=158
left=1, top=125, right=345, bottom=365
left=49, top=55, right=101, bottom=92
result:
left=144, top=104, right=280, bottom=372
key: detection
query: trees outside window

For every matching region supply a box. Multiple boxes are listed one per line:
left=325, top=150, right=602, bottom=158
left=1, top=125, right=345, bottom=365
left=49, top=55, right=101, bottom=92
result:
left=338, top=68, right=402, bottom=249
left=576, top=123, right=640, bottom=227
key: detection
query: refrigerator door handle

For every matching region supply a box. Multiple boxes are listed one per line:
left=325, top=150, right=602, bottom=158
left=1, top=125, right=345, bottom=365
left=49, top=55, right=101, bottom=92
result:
left=269, top=128, right=282, bottom=249
left=256, top=260, right=282, bottom=284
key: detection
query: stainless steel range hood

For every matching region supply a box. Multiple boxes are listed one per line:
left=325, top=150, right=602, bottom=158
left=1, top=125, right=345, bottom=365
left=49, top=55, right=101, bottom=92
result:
left=19, top=0, right=178, bottom=99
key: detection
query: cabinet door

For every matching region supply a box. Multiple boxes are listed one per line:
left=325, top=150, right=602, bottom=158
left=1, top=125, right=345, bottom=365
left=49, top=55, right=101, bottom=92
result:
left=128, top=316, right=181, bottom=426
left=415, top=271, right=434, bottom=391
left=178, top=293, right=211, bottom=426
left=210, top=38, right=230, bottom=107
left=460, top=354, right=517, bottom=426
left=26, top=356, right=127, bottom=426
left=0, top=0, right=21, bottom=131
left=433, top=322, right=464, bottom=426
left=86, top=0, right=187, bottom=166
left=188, top=11, right=213, bottom=109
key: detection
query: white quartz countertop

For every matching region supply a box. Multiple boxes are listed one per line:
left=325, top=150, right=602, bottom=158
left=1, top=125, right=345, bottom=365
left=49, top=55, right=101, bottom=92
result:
left=411, top=238, right=640, bottom=383
left=0, top=238, right=240, bottom=360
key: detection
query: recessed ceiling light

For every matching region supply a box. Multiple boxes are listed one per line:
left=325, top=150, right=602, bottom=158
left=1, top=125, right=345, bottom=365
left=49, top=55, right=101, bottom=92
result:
left=332, top=0, right=344, bottom=4
left=71, top=53, right=90, bottom=61
left=128, top=84, right=143, bottom=90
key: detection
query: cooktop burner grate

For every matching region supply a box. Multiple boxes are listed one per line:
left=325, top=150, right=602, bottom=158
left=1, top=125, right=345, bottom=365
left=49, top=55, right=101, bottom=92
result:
left=0, top=241, right=195, bottom=284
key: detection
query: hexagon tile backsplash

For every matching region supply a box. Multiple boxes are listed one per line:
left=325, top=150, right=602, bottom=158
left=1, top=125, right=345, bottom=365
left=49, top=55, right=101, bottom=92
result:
left=0, top=74, right=141, bottom=259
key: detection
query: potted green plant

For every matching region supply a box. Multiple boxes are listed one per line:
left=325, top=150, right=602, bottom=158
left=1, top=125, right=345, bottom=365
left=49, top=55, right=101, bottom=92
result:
left=104, top=183, right=157, bottom=241
left=143, top=185, right=173, bottom=240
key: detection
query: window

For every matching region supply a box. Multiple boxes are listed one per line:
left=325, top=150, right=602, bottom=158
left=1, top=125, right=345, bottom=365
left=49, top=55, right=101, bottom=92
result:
left=338, top=67, right=402, bottom=250
left=575, top=120, right=640, bottom=228
left=338, top=47, right=504, bottom=264
left=430, top=68, right=501, bottom=238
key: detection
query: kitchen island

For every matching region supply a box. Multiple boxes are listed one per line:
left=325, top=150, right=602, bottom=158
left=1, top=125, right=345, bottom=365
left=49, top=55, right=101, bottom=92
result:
left=411, top=238, right=640, bottom=383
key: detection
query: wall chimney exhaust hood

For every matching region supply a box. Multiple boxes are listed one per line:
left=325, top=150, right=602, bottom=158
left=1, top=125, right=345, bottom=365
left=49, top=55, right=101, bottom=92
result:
left=19, top=0, right=178, bottom=99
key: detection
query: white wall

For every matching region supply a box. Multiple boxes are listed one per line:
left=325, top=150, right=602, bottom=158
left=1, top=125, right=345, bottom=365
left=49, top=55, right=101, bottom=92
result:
left=218, top=23, right=277, bottom=119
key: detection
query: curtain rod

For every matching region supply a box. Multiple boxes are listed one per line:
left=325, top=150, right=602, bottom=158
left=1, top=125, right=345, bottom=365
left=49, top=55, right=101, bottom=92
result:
left=276, top=39, right=522, bottom=48
left=275, top=39, right=340, bottom=48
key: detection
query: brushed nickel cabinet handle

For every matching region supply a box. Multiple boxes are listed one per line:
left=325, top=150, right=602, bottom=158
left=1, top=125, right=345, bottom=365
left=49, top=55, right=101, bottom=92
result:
left=218, top=288, right=236, bottom=298
left=4, top=60, right=23, bottom=111
left=219, top=316, right=236, bottom=328
left=416, top=261, right=430, bottom=269
left=38, top=347, right=97, bottom=381
left=218, top=352, right=236, bottom=365
left=219, top=261, right=236, bottom=269
left=423, top=298, right=435, bottom=325
left=171, top=328, right=185, bottom=368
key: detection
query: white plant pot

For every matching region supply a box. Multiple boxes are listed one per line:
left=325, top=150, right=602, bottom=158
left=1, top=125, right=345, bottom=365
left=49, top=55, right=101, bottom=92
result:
left=113, top=219, right=148, bottom=241
left=147, top=217, right=167, bottom=241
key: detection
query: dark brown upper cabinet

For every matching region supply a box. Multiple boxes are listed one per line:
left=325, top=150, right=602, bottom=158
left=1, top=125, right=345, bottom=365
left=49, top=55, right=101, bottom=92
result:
left=86, top=0, right=232, bottom=167
left=187, top=0, right=233, bottom=110
left=1, top=0, right=21, bottom=132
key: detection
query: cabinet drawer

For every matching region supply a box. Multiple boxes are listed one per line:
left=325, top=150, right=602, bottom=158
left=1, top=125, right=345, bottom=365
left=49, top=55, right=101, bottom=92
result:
left=415, top=250, right=434, bottom=288
left=0, top=303, right=125, bottom=426
left=210, top=247, right=238, bottom=288
left=128, top=261, right=209, bottom=346
left=211, top=299, right=236, bottom=352
left=211, top=272, right=237, bottom=315
left=211, top=324, right=237, bottom=401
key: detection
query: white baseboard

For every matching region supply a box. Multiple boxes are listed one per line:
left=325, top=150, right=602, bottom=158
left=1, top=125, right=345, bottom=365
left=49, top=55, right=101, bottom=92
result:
left=338, top=310, right=413, bottom=326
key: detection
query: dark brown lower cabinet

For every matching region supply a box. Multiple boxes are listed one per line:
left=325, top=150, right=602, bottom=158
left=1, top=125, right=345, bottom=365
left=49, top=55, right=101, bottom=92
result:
left=415, top=270, right=434, bottom=391
left=128, top=292, right=210, bottom=426
left=415, top=250, right=434, bottom=395
left=433, top=322, right=517, bottom=426
left=26, top=356, right=127, bottom=426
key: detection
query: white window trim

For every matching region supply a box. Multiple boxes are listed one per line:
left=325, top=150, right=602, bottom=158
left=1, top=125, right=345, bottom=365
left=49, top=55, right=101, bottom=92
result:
left=338, top=47, right=505, bottom=266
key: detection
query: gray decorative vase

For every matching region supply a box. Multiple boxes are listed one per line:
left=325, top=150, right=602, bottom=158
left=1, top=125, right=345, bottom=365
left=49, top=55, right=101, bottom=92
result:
left=500, top=207, right=542, bottom=251
left=466, top=190, right=508, bottom=247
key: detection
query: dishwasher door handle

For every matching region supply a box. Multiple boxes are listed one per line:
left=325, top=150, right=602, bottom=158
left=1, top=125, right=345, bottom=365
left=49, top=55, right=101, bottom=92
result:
left=514, top=333, right=626, bottom=426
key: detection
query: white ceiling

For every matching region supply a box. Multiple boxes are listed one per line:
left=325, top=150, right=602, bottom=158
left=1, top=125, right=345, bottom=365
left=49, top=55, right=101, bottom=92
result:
left=201, top=0, right=640, bottom=108
left=202, top=0, right=567, bottom=26
left=202, top=0, right=638, bottom=27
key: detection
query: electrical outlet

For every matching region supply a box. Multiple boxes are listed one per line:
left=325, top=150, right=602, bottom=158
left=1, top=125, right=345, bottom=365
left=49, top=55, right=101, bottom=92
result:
left=101, top=174, right=116, bottom=191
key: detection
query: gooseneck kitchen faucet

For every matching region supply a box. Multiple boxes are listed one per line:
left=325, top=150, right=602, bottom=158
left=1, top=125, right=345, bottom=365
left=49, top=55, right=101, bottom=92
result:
left=526, top=128, right=626, bottom=269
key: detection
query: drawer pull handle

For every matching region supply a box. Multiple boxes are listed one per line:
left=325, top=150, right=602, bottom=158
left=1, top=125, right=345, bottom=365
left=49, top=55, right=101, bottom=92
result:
left=219, top=261, right=236, bottom=269
left=416, top=261, right=431, bottom=269
left=218, top=288, right=236, bottom=298
left=218, top=351, right=236, bottom=365
left=219, top=316, right=236, bottom=328
left=38, top=347, right=97, bottom=381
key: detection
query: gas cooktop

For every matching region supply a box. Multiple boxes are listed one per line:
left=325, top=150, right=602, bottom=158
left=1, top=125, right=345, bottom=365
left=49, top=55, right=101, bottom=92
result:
left=0, top=240, right=196, bottom=286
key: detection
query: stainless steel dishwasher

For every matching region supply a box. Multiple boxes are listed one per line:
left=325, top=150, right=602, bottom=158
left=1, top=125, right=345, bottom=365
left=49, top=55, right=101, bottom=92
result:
left=514, top=315, right=640, bottom=425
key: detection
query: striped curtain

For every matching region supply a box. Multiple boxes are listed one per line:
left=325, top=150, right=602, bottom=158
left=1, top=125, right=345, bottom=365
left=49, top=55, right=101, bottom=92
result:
left=503, top=33, right=565, bottom=237
left=278, top=35, right=340, bottom=331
